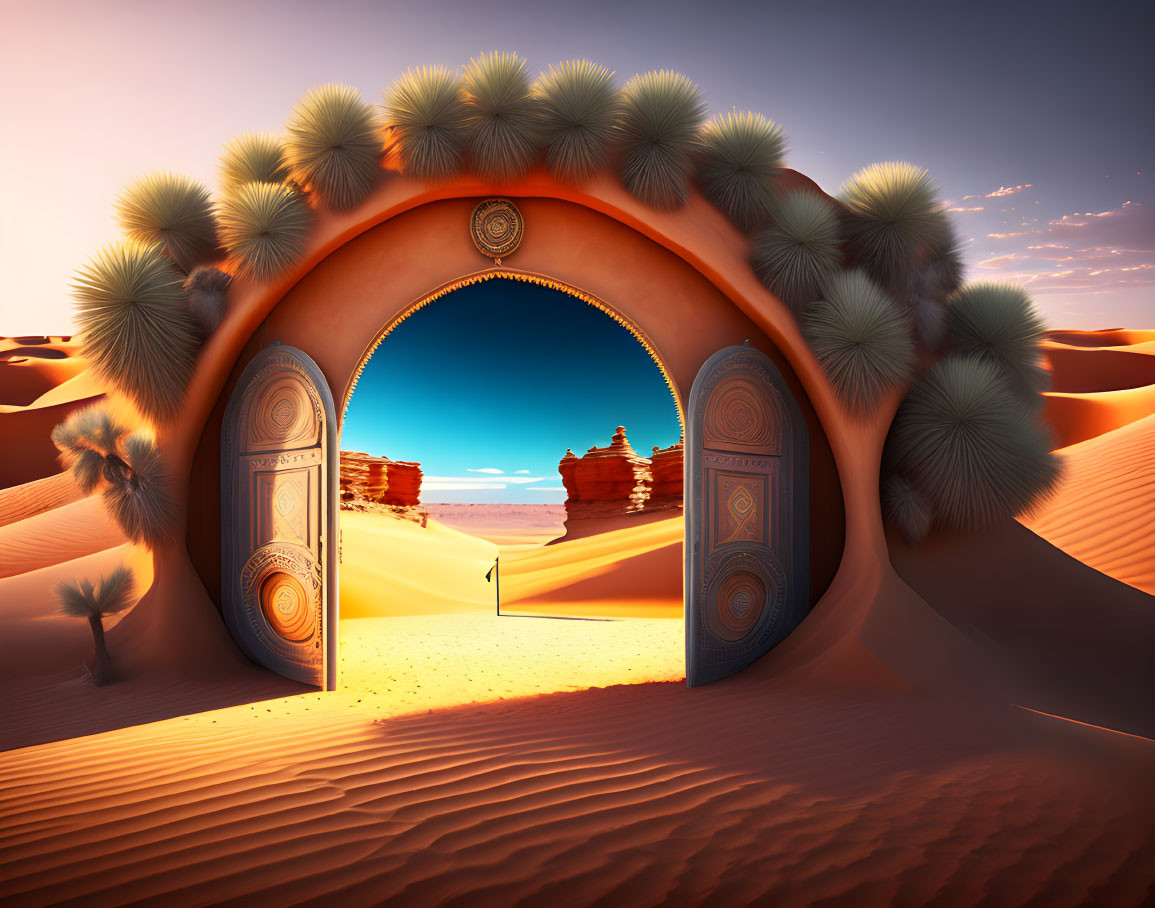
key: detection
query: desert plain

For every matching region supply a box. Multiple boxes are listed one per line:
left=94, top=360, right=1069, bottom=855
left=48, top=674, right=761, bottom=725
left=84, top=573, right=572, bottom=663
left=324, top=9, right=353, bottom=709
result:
left=0, top=329, right=1153, bottom=905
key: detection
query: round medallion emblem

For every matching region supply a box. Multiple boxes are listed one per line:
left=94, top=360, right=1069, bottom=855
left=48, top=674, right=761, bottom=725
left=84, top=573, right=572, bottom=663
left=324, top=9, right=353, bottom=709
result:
left=470, top=199, right=523, bottom=262
left=259, top=570, right=314, bottom=642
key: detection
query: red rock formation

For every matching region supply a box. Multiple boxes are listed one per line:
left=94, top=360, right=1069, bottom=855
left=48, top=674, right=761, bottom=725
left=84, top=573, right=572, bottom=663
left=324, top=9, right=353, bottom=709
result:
left=559, top=427, right=653, bottom=520
left=645, top=437, right=684, bottom=511
left=340, top=451, right=423, bottom=507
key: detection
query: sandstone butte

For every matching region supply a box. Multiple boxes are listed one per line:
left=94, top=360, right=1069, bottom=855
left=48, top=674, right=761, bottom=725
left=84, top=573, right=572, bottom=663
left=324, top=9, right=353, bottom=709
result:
left=559, top=427, right=683, bottom=520
left=339, top=451, right=423, bottom=507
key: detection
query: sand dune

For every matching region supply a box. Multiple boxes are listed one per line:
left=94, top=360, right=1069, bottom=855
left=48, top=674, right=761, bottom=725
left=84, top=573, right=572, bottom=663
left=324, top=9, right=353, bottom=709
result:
left=1046, top=328, right=1155, bottom=347
left=0, top=660, right=1150, bottom=905
left=340, top=510, right=498, bottom=618
left=1043, top=383, right=1155, bottom=448
left=889, top=517, right=1155, bottom=738
left=0, top=471, right=83, bottom=528
left=501, top=515, right=682, bottom=618
left=1021, top=413, right=1155, bottom=595
left=1042, top=340, right=1155, bottom=393
left=0, top=495, right=125, bottom=579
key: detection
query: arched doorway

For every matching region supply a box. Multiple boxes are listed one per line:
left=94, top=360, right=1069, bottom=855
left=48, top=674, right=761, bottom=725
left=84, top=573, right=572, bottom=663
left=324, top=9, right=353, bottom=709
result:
left=188, top=197, right=844, bottom=693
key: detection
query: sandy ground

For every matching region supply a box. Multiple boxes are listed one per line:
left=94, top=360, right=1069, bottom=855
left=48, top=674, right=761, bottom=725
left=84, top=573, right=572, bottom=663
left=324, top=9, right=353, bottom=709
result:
left=0, top=326, right=1153, bottom=903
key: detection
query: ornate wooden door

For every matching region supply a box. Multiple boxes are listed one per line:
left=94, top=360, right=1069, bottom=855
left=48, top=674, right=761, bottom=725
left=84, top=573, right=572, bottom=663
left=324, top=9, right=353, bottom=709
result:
left=685, top=345, right=809, bottom=687
left=221, top=344, right=338, bottom=688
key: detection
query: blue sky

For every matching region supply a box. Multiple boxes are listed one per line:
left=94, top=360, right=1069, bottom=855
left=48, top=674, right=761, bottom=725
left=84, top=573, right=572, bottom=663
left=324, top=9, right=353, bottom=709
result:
left=1, top=0, right=1149, bottom=332
left=342, top=279, right=682, bottom=503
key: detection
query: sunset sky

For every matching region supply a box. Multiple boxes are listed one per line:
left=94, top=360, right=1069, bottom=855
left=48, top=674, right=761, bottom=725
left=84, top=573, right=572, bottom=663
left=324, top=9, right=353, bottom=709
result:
left=1, top=0, right=1150, bottom=336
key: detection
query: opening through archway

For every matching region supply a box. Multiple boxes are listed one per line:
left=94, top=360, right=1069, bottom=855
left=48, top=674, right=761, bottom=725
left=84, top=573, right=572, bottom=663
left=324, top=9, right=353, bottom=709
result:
left=335, top=276, right=687, bottom=708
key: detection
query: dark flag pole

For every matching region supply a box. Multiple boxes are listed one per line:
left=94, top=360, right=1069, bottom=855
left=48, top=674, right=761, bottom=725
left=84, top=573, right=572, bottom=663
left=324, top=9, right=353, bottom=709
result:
left=486, top=555, right=500, bottom=615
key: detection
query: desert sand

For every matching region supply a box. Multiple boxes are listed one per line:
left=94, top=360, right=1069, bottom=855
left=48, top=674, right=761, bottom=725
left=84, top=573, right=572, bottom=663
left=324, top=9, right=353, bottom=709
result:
left=0, top=328, right=1153, bottom=904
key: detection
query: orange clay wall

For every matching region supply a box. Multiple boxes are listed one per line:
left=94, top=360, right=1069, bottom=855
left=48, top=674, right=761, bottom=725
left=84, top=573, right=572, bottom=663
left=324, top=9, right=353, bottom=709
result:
left=184, top=196, right=845, bottom=606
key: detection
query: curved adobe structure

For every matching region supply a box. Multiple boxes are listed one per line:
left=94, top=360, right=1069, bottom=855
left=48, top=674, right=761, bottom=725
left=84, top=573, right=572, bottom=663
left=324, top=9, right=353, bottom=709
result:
left=119, top=165, right=910, bottom=681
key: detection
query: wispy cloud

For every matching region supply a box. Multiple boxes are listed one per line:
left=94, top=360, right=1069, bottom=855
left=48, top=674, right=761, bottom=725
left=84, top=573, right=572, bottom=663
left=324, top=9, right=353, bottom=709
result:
left=526, top=486, right=566, bottom=491
left=986, top=184, right=1033, bottom=198
left=987, top=231, right=1029, bottom=239
left=467, top=467, right=504, bottom=474
left=944, top=205, right=985, bottom=213
left=513, top=469, right=531, bottom=474
left=976, top=253, right=1029, bottom=270
left=424, top=474, right=545, bottom=491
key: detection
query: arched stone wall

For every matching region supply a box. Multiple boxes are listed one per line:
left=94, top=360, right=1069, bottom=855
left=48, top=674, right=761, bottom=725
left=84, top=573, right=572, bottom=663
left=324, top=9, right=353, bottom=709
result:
left=185, top=196, right=845, bottom=609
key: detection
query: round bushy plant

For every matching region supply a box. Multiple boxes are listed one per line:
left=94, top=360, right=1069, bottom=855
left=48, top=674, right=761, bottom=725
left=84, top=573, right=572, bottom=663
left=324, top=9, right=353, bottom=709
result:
left=946, top=282, right=1049, bottom=399
left=463, top=52, right=541, bottom=182
left=887, top=355, right=1061, bottom=528
left=839, top=162, right=942, bottom=298
left=285, top=84, right=381, bottom=210
left=114, top=172, right=220, bottom=272
left=697, top=111, right=785, bottom=231
left=383, top=66, right=469, bottom=180
left=881, top=473, right=934, bottom=545
left=72, top=240, right=198, bottom=422
left=752, top=190, right=842, bottom=310
left=183, top=265, right=232, bottom=340
left=219, top=133, right=290, bottom=194
left=618, top=70, right=706, bottom=210
left=534, top=60, right=619, bottom=182
left=802, top=269, right=915, bottom=413
left=217, top=182, right=313, bottom=282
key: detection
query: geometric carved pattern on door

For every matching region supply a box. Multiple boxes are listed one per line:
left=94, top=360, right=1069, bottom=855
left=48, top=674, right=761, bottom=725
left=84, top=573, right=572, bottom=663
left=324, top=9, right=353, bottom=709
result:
left=686, top=345, right=809, bottom=687
left=222, top=344, right=338, bottom=689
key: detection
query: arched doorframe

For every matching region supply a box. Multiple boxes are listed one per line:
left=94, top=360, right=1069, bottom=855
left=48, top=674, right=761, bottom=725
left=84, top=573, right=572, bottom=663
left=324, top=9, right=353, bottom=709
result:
left=173, top=187, right=866, bottom=687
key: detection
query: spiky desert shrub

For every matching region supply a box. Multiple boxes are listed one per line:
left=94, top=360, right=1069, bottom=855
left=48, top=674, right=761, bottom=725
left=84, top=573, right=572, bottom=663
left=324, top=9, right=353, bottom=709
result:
left=887, top=356, right=1061, bottom=528
left=752, top=190, right=842, bottom=310
left=219, top=133, right=290, bottom=194
left=839, top=162, right=942, bottom=298
left=463, top=52, right=541, bottom=182
left=618, top=70, right=706, bottom=210
left=285, top=84, right=381, bottom=210
left=802, top=269, right=915, bottom=413
left=946, top=282, right=1048, bottom=399
left=384, top=66, right=469, bottom=179
left=114, top=172, right=220, bottom=272
left=217, top=182, right=313, bottom=282
left=698, top=111, right=785, bottom=230
left=57, top=564, right=136, bottom=685
left=534, top=59, right=619, bottom=182
left=72, top=240, right=198, bottom=422
left=183, top=265, right=232, bottom=340
left=882, top=474, right=934, bottom=545
left=52, top=405, right=177, bottom=547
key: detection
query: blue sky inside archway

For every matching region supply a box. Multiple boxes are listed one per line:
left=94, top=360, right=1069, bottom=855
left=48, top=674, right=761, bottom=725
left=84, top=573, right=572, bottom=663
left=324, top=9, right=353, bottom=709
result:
left=342, top=278, right=681, bottom=503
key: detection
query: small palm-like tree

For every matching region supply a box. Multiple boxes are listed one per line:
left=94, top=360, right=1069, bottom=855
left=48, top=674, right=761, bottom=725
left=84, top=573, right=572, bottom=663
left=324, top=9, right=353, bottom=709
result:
left=52, top=405, right=176, bottom=548
left=57, top=564, right=136, bottom=685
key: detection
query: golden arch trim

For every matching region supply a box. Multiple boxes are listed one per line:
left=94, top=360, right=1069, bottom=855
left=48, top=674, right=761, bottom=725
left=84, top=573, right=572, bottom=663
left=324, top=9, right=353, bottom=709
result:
left=341, top=268, right=686, bottom=433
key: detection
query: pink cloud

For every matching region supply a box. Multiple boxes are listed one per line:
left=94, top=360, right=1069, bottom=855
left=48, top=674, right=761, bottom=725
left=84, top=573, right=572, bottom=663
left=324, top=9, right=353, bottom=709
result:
left=987, top=231, right=1028, bottom=239
left=986, top=183, right=1033, bottom=198
left=945, top=205, right=985, bottom=213
left=976, top=253, right=1029, bottom=270
left=1046, top=201, right=1154, bottom=249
